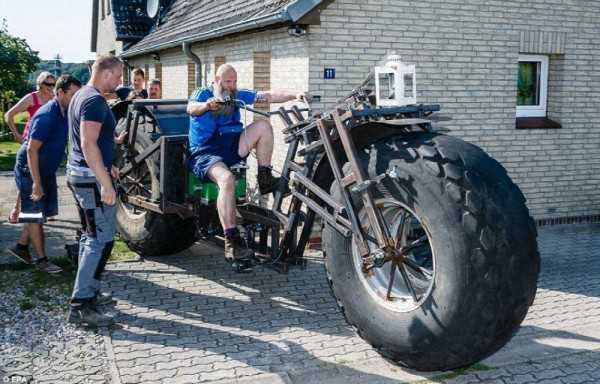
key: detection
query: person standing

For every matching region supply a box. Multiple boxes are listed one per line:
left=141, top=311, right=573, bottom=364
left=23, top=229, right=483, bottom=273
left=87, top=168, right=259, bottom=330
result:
left=9, top=75, right=82, bottom=272
left=66, top=54, right=123, bottom=327
left=147, top=78, right=162, bottom=99
left=5, top=72, right=56, bottom=224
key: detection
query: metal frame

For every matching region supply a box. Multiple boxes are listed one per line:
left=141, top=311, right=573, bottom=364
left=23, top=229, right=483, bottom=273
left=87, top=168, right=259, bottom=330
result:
left=115, top=94, right=440, bottom=272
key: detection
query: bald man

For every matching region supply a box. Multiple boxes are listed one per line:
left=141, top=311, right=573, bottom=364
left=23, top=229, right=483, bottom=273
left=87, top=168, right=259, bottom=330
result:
left=187, top=63, right=311, bottom=261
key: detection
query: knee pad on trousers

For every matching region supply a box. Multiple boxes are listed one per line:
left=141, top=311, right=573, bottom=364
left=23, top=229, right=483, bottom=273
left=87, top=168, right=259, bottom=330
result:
left=94, top=240, right=114, bottom=280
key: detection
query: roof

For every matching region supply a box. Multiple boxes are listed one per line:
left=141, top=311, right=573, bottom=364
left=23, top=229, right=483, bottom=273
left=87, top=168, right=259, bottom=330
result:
left=121, top=0, right=329, bottom=57
left=111, top=0, right=155, bottom=40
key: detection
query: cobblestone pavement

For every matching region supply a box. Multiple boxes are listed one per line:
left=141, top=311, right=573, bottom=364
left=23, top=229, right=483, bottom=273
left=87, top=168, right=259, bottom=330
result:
left=1, top=172, right=599, bottom=383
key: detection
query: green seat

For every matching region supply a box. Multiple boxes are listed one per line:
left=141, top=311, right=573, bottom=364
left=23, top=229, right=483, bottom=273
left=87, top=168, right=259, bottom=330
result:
left=188, top=169, right=246, bottom=202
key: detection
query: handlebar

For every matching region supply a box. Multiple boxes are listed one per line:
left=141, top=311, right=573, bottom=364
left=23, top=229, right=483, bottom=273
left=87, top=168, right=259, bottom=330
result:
left=214, top=95, right=322, bottom=117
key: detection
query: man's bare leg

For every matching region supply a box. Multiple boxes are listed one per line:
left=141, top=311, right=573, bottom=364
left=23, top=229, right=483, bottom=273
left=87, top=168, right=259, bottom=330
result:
left=239, top=120, right=281, bottom=194
left=206, top=162, right=237, bottom=229
left=206, top=162, right=253, bottom=260
left=26, top=223, right=46, bottom=259
left=238, top=119, right=273, bottom=166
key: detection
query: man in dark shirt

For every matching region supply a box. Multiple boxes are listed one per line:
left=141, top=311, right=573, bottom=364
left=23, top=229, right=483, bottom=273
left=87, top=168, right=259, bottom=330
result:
left=112, top=68, right=148, bottom=100
left=10, top=75, right=82, bottom=273
left=66, top=54, right=123, bottom=327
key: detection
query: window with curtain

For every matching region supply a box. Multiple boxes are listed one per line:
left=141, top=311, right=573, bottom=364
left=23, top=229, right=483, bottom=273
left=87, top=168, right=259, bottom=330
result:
left=516, top=54, right=548, bottom=118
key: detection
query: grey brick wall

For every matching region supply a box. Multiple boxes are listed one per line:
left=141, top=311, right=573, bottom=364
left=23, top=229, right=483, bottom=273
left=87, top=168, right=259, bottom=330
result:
left=307, top=0, right=600, bottom=220
left=95, top=0, right=600, bottom=221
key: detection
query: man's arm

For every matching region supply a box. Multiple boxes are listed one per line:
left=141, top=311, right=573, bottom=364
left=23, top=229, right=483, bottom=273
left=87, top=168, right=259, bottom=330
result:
left=80, top=120, right=116, bottom=205
left=187, top=98, right=220, bottom=116
left=255, top=90, right=312, bottom=104
left=27, top=139, right=44, bottom=201
left=5, top=94, right=33, bottom=143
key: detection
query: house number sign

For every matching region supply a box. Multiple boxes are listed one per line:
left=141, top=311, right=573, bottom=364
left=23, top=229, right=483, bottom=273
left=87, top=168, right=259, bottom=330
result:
left=324, top=68, right=336, bottom=79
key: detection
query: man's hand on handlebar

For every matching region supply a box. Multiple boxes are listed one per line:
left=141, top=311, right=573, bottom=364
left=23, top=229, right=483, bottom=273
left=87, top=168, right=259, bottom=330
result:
left=296, top=92, right=314, bottom=103
left=206, top=97, right=221, bottom=111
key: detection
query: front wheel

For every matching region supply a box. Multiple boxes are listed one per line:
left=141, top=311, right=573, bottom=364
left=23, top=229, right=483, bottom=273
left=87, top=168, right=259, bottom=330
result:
left=323, top=132, right=540, bottom=371
left=115, top=131, right=196, bottom=256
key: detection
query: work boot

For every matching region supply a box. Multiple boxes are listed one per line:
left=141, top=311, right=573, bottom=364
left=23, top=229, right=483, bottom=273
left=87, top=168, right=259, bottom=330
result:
left=224, top=233, right=254, bottom=261
left=91, top=291, right=114, bottom=308
left=257, top=169, right=280, bottom=195
left=68, top=301, right=115, bottom=327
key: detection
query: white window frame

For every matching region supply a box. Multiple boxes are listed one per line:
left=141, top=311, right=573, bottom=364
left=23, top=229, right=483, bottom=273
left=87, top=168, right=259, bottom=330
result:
left=516, top=54, right=549, bottom=118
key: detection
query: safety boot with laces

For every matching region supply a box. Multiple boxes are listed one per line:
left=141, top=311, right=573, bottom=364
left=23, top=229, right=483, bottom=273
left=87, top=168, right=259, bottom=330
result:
left=68, top=301, right=115, bottom=327
left=224, top=233, right=254, bottom=261
left=257, top=169, right=280, bottom=195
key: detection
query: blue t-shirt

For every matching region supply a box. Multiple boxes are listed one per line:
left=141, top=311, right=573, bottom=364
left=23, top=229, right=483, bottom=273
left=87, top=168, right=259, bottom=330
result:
left=68, top=86, right=116, bottom=169
left=116, top=86, right=148, bottom=100
left=188, top=86, right=257, bottom=150
left=15, top=98, right=68, bottom=176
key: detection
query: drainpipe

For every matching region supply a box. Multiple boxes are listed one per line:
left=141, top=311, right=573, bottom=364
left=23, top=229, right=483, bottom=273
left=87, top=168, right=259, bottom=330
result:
left=183, top=42, right=202, bottom=88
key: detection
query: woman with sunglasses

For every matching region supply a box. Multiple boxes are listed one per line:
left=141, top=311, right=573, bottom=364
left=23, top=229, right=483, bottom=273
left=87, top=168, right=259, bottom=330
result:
left=5, top=71, right=56, bottom=224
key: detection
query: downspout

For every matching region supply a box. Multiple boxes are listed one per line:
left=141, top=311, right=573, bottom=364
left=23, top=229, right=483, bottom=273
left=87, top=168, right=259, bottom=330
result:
left=183, top=42, right=202, bottom=88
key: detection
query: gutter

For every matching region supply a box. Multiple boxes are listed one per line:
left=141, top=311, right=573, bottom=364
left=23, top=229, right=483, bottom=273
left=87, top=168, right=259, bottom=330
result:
left=120, top=0, right=327, bottom=59
left=91, top=0, right=98, bottom=52
left=183, top=42, right=202, bottom=87
left=121, top=11, right=289, bottom=59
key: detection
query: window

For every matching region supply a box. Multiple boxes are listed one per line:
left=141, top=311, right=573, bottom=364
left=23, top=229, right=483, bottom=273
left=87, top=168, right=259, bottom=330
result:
left=516, top=54, right=548, bottom=117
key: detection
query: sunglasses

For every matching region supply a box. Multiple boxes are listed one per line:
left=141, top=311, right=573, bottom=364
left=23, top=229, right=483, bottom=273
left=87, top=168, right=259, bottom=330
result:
left=43, top=82, right=56, bottom=87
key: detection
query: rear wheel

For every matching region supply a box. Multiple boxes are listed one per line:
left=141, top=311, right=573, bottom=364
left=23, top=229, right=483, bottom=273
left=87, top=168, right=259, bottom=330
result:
left=323, top=132, right=539, bottom=371
left=115, top=129, right=196, bottom=256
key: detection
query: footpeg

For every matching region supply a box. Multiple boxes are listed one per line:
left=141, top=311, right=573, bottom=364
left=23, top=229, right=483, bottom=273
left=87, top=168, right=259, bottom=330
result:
left=232, top=258, right=256, bottom=273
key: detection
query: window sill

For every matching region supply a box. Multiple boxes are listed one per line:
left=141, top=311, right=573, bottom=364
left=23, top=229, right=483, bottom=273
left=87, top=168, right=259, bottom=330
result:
left=516, top=117, right=561, bottom=129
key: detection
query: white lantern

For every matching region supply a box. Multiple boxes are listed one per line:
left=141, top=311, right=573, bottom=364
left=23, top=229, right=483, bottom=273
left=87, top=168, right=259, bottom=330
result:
left=374, top=53, right=417, bottom=107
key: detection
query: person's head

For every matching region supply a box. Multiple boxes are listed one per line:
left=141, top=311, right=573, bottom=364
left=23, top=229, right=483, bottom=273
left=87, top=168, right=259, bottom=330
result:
left=36, top=72, right=56, bottom=92
left=54, top=74, right=82, bottom=110
left=147, top=79, right=162, bottom=99
left=91, top=54, right=123, bottom=93
left=213, top=64, right=237, bottom=100
left=131, top=68, right=145, bottom=91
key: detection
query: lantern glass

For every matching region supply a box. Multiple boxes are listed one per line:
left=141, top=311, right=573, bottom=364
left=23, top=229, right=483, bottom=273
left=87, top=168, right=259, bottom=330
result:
left=374, top=54, right=417, bottom=107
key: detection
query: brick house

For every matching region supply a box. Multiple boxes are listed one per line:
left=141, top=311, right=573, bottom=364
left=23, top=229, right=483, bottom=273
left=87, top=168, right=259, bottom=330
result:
left=92, top=0, right=600, bottom=224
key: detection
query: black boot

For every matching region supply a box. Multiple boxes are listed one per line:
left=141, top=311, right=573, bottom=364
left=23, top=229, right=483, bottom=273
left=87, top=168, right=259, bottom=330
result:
left=68, top=300, right=115, bottom=326
left=257, top=169, right=280, bottom=195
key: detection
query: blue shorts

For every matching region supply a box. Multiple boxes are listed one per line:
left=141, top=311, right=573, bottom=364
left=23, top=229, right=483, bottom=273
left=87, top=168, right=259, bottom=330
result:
left=187, top=133, right=245, bottom=182
left=14, top=165, right=58, bottom=223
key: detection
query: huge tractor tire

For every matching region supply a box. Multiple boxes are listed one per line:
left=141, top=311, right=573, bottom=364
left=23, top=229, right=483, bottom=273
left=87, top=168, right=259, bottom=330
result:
left=322, top=132, right=540, bottom=371
left=115, top=131, right=196, bottom=256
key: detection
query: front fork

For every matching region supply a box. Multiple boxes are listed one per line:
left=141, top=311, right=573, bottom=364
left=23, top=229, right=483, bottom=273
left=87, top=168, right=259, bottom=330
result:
left=319, top=109, right=395, bottom=256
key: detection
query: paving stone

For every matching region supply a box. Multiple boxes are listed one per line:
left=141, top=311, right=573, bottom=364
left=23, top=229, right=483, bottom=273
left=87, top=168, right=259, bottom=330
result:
left=3, top=172, right=599, bottom=384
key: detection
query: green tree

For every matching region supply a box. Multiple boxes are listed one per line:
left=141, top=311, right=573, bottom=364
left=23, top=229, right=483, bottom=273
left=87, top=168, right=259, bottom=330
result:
left=37, top=60, right=90, bottom=84
left=0, top=20, right=40, bottom=104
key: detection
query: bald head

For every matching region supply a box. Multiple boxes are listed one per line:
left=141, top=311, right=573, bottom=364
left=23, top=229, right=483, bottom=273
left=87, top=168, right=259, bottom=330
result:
left=214, top=63, right=238, bottom=100
left=216, top=64, right=236, bottom=78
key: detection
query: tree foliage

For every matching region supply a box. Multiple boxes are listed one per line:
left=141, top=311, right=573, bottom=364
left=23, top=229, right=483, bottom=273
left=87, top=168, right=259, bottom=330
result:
left=0, top=20, right=40, bottom=104
left=37, top=61, right=91, bottom=85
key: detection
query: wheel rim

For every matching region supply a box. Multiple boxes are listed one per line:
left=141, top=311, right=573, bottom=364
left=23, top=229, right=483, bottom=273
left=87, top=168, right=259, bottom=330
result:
left=116, top=147, right=152, bottom=219
left=353, top=198, right=435, bottom=312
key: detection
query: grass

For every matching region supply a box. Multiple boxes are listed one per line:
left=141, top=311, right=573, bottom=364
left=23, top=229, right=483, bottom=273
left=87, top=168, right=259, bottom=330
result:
left=111, top=236, right=139, bottom=262
left=0, top=111, right=26, bottom=171
left=0, top=255, right=77, bottom=311
left=0, top=238, right=136, bottom=313
left=0, top=141, right=21, bottom=171
left=419, top=363, right=491, bottom=383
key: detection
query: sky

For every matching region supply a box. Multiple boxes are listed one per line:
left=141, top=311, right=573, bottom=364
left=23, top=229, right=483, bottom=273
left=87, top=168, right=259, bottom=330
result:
left=1, top=0, right=96, bottom=63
